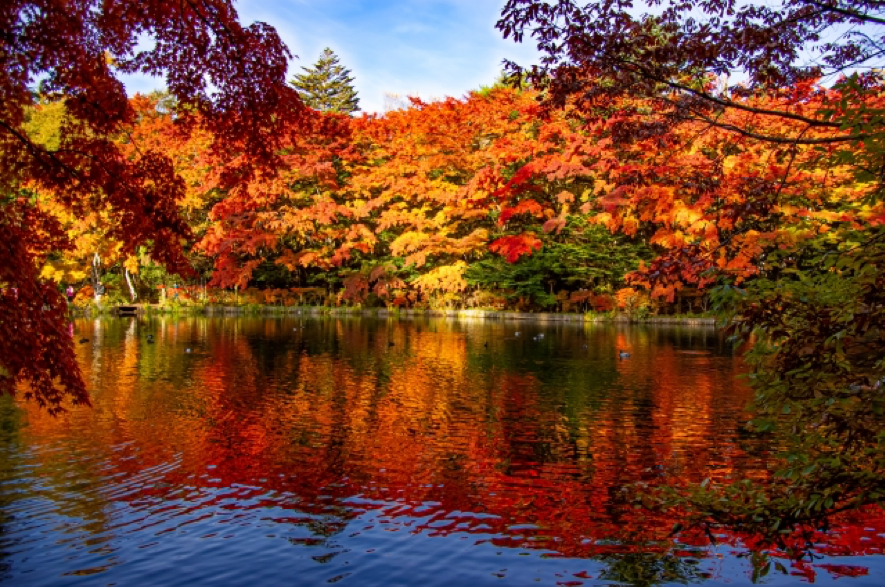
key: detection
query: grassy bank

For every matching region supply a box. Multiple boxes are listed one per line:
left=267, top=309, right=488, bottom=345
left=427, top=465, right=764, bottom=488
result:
left=72, top=303, right=716, bottom=325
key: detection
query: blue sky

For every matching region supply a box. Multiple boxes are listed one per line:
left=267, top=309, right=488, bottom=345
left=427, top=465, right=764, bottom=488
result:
left=121, top=0, right=540, bottom=114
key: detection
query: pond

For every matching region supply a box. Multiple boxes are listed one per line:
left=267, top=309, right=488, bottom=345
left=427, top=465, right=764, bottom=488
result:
left=1, top=316, right=884, bottom=585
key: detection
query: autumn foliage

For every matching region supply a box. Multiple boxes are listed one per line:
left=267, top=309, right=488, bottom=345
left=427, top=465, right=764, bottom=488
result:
left=11, top=72, right=885, bottom=410
left=6, top=1, right=885, bottom=439
left=180, top=79, right=882, bottom=314
left=1, top=0, right=306, bottom=411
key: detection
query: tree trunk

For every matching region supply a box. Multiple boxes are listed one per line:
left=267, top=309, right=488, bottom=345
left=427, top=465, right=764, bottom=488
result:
left=125, top=269, right=137, bottom=302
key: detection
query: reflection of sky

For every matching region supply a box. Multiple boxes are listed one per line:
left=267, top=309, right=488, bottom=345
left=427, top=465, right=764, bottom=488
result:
left=116, top=0, right=541, bottom=114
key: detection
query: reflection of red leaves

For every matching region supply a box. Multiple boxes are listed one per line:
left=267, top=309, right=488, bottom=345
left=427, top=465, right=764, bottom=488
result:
left=790, top=560, right=817, bottom=581
left=816, top=564, right=869, bottom=578
left=25, top=316, right=885, bottom=570
left=489, top=234, right=543, bottom=263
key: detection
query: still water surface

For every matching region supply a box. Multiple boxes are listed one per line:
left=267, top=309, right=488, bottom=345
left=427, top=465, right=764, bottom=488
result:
left=2, top=316, right=884, bottom=585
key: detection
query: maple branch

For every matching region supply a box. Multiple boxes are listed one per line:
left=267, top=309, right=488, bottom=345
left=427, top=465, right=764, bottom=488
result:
left=622, top=60, right=845, bottom=130
left=682, top=112, right=723, bottom=151
left=64, top=92, right=148, bottom=160
left=0, top=118, right=83, bottom=182
left=822, top=44, right=885, bottom=76
left=774, top=126, right=813, bottom=201
left=183, top=0, right=236, bottom=41
left=800, top=0, right=885, bottom=26
left=681, top=109, right=870, bottom=145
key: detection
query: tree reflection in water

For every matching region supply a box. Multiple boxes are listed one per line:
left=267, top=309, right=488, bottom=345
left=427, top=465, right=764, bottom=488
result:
left=2, top=316, right=883, bottom=585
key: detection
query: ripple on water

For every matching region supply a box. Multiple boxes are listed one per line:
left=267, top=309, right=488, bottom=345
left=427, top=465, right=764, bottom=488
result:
left=1, top=317, right=884, bottom=585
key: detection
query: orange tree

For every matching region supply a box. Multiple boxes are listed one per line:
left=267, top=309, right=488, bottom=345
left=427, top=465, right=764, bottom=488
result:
left=196, top=89, right=541, bottom=305
left=343, top=89, right=542, bottom=306
left=195, top=106, right=354, bottom=292
left=1, top=0, right=305, bottom=413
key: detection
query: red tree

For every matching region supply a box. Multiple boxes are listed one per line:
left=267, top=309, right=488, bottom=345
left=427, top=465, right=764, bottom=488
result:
left=1, top=0, right=305, bottom=412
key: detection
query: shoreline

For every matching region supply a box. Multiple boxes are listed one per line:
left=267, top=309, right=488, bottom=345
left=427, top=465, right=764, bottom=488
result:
left=72, top=305, right=717, bottom=326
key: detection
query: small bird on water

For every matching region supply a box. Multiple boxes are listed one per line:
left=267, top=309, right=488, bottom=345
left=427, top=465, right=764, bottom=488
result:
left=146, top=334, right=154, bottom=343
left=619, top=350, right=631, bottom=359
left=79, top=338, right=88, bottom=344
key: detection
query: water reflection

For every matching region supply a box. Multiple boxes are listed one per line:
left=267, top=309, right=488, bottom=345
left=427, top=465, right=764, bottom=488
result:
left=2, top=316, right=883, bottom=585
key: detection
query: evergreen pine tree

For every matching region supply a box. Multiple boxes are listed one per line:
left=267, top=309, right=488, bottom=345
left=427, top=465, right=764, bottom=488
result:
left=291, top=48, right=360, bottom=114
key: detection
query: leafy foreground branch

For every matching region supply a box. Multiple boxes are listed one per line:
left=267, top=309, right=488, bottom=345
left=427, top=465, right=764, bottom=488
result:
left=637, top=225, right=885, bottom=560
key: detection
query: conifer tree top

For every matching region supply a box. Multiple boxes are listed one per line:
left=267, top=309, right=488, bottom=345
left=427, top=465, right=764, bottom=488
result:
left=291, top=48, right=360, bottom=114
